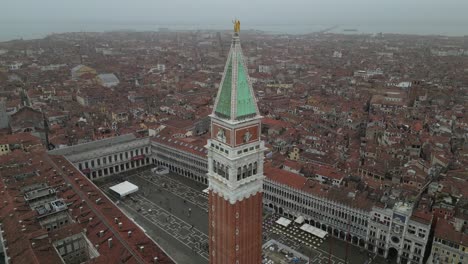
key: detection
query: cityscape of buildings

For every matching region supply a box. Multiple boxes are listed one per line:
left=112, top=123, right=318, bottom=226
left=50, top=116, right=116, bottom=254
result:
left=0, top=22, right=467, bottom=264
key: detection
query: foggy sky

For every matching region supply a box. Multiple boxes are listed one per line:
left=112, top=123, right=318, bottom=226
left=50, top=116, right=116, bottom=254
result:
left=3, top=0, right=468, bottom=26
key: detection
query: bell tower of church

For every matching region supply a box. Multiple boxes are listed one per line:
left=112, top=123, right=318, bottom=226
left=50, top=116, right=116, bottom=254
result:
left=206, top=20, right=265, bottom=264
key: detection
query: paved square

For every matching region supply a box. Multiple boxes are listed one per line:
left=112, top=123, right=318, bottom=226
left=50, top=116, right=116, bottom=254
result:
left=96, top=168, right=387, bottom=264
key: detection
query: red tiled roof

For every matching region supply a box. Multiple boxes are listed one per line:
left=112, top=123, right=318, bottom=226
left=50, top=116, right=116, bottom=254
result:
left=0, top=150, right=174, bottom=264
left=283, top=160, right=303, bottom=171
left=315, top=165, right=345, bottom=180
left=435, top=218, right=468, bottom=247
left=262, top=118, right=290, bottom=128
left=151, top=134, right=208, bottom=158
left=264, top=162, right=374, bottom=211
left=264, top=163, right=307, bottom=189
left=410, top=209, right=433, bottom=225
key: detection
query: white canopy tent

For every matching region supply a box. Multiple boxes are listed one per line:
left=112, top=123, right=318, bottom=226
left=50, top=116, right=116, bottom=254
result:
left=295, top=216, right=305, bottom=224
left=300, top=224, right=327, bottom=239
left=275, top=217, right=292, bottom=227
left=109, top=181, right=139, bottom=198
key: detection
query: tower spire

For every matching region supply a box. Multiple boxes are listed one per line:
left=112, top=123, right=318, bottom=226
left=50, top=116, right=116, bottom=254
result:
left=212, top=20, right=260, bottom=122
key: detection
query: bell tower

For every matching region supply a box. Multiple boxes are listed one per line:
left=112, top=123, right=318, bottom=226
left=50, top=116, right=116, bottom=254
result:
left=206, top=20, right=265, bottom=264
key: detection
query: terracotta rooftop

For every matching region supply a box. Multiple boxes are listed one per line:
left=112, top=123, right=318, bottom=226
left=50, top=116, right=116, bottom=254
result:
left=264, top=162, right=374, bottom=211
left=410, top=209, right=433, bottom=225
left=0, top=150, right=174, bottom=264
left=315, top=165, right=345, bottom=180
left=434, top=218, right=468, bottom=247
left=151, top=134, right=208, bottom=158
left=264, top=163, right=307, bottom=190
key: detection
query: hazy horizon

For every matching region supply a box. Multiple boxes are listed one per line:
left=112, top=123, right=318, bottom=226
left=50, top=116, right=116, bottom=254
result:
left=1, top=0, right=468, bottom=40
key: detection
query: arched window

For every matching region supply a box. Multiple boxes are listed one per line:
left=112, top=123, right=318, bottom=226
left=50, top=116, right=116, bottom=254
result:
left=248, top=163, right=253, bottom=176
left=242, top=165, right=247, bottom=179
left=253, top=162, right=258, bottom=174
left=237, top=167, right=241, bottom=181
left=225, top=165, right=230, bottom=179
left=219, top=164, right=225, bottom=178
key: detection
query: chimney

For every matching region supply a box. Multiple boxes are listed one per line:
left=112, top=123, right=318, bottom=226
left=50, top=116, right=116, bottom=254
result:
left=79, top=206, right=83, bottom=212
left=88, top=217, right=93, bottom=222
left=99, top=230, right=104, bottom=237
left=114, top=217, right=118, bottom=224
left=108, top=238, right=112, bottom=248
left=128, top=231, right=132, bottom=237
left=118, top=222, right=122, bottom=229
left=95, top=198, right=102, bottom=204
left=139, top=246, right=144, bottom=252
left=153, top=257, right=159, bottom=263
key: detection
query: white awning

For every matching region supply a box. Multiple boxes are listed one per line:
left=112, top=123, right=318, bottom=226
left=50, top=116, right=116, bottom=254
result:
left=295, top=216, right=304, bottom=224
left=109, top=181, right=139, bottom=197
left=300, top=224, right=327, bottom=239
left=275, top=217, right=291, bottom=227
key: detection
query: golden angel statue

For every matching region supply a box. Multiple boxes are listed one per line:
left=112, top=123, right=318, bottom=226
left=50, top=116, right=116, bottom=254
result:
left=233, top=19, right=240, bottom=33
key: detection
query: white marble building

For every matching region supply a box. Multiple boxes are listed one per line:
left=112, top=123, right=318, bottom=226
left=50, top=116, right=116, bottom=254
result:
left=49, top=134, right=151, bottom=180
left=367, top=203, right=432, bottom=264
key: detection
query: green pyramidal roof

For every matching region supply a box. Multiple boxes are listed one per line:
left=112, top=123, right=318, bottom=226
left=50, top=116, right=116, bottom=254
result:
left=236, top=54, right=257, bottom=118
left=214, top=37, right=258, bottom=121
left=214, top=54, right=233, bottom=118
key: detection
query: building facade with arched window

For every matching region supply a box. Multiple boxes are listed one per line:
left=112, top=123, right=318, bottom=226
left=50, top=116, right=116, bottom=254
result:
left=48, top=131, right=432, bottom=264
left=150, top=134, right=208, bottom=184
left=367, top=203, right=431, bottom=264
left=262, top=165, right=370, bottom=249
left=48, top=134, right=151, bottom=180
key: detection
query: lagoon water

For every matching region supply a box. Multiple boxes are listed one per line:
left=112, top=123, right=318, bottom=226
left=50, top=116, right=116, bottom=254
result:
left=0, top=20, right=467, bottom=42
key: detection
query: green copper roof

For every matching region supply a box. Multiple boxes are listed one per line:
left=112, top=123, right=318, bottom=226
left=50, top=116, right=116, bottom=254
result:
left=236, top=54, right=257, bottom=119
left=214, top=54, right=232, bottom=118
left=214, top=36, right=259, bottom=121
